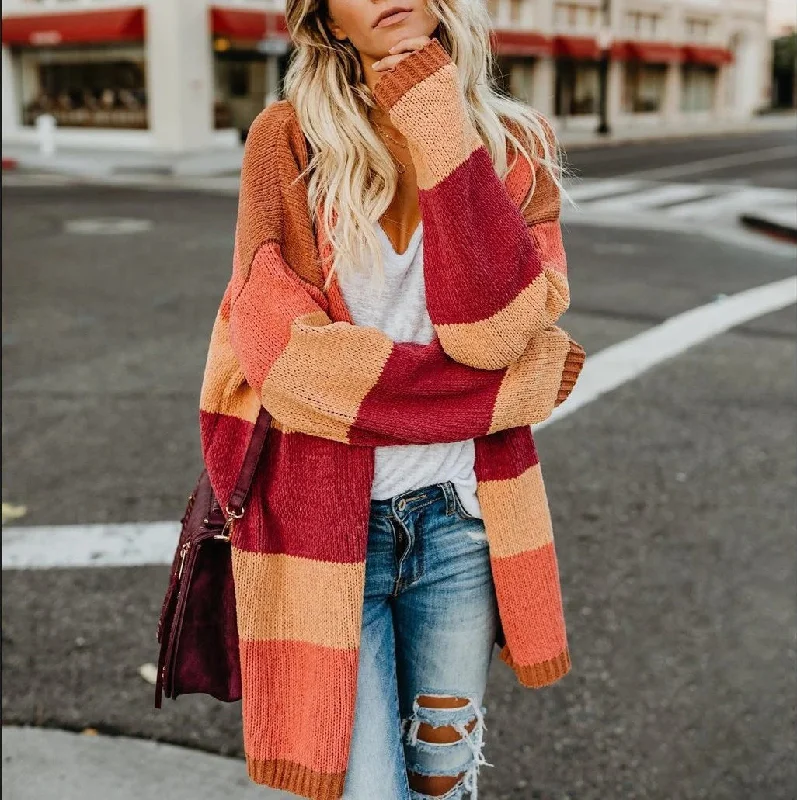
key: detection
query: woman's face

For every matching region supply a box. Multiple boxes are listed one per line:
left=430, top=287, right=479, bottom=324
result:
left=326, top=0, right=438, bottom=62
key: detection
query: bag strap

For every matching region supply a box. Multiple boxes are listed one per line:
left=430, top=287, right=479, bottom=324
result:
left=227, top=408, right=272, bottom=517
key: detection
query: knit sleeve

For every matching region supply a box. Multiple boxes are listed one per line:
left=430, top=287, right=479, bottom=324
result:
left=229, top=242, right=583, bottom=446
left=217, top=102, right=584, bottom=447
left=373, top=39, right=571, bottom=370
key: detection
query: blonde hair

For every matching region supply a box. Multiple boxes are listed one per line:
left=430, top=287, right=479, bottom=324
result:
left=283, top=0, right=563, bottom=281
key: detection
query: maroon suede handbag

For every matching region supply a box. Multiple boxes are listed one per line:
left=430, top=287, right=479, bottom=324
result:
left=155, top=408, right=271, bottom=708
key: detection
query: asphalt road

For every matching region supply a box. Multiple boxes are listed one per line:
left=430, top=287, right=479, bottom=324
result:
left=2, top=174, right=796, bottom=800
left=566, top=128, right=797, bottom=189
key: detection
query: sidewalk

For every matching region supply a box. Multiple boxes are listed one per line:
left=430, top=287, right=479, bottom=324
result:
left=0, top=145, right=244, bottom=180
left=556, top=111, right=796, bottom=149
left=2, top=727, right=293, bottom=800
left=3, top=113, right=794, bottom=181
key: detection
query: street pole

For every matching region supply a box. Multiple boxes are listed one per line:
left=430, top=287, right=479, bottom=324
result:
left=597, top=52, right=610, bottom=135
left=596, top=0, right=612, bottom=135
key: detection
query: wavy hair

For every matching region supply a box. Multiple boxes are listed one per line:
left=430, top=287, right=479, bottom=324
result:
left=283, top=0, right=564, bottom=281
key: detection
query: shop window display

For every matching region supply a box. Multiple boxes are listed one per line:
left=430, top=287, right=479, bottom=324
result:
left=623, top=62, right=666, bottom=113
left=22, top=53, right=147, bottom=129
left=555, top=59, right=599, bottom=116
left=682, top=65, right=716, bottom=111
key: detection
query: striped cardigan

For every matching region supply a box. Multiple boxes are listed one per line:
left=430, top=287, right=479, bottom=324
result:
left=199, top=38, right=585, bottom=800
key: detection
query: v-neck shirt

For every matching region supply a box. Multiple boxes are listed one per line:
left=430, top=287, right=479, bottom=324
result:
left=335, top=222, right=482, bottom=519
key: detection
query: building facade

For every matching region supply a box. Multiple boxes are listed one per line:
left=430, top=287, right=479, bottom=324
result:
left=2, top=0, right=770, bottom=154
left=503, top=0, right=771, bottom=133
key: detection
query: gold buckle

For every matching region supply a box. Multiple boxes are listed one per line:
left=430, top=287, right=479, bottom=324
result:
left=214, top=504, right=245, bottom=542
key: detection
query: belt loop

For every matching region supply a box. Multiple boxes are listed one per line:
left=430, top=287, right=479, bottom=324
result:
left=441, top=482, right=456, bottom=516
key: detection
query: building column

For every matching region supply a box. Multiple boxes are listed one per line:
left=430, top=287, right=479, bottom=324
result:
left=531, top=57, right=555, bottom=117
left=663, top=61, right=682, bottom=128
left=713, top=64, right=728, bottom=119
left=265, top=55, right=281, bottom=107
left=607, top=59, right=623, bottom=127
left=496, top=0, right=512, bottom=27
left=146, top=0, right=214, bottom=153
left=2, top=46, right=19, bottom=139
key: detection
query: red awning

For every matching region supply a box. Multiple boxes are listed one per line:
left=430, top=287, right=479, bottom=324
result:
left=553, top=36, right=600, bottom=60
left=210, top=8, right=289, bottom=40
left=682, top=45, right=733, bottom=66
left=490, top=30, right=553, bottom=57
left=611, top=41, right=682, bottom=63
left=1, top=9, right=145, bottom=47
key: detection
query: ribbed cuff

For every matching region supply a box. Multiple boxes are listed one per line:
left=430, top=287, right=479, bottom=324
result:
left=499, top=646, right=572, bottom=688
left=247, top=757, right=345, bottom=800
left=556, top=339, right=586, bottom=406
left=372, top=38, right=452, bottom=111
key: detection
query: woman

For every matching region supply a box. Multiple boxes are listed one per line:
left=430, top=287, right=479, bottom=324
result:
left=199, top=0, right=585, bottom=796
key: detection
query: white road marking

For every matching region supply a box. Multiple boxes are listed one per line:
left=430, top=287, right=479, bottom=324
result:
left=538, top=276, right=797, bottom=429
left=562, top=205, right=797, bottom=260
left=666, top=187, right=791, bottom=220
left=592, top=242, right=645, bottom=255
left=2, top=502, right=28, bottom=524
left=4, top=276, right=796, bottom=571
left=610, top=144, right=797, bottom=182
left=2, top=521, right=178, bottom=570
left=567, top=180, right=797, bottom=231
left=65, top=218, right=153, bottom=235
left=585, top=182, right=715, bottom=213
left=566, top=178, right=641, bottom=203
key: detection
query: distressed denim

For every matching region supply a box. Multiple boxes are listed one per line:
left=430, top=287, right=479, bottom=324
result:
left=342, top=482, right=499, bottom=800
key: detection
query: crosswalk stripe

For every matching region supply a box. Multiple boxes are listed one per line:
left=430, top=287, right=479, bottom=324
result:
left=666, top=187, right=793, bottom=220
left=565, top=179, right=796, bottom=227
left=585, top=182, right=716, bottom=213
left=565, top=178, right=642, bottom=203
left=1, top=521, right=179, bottom=570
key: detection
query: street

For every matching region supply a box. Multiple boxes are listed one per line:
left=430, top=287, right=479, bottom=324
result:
left=2, top=129, right=796, bottom=800
left=567, top=129, right=797, bottom=188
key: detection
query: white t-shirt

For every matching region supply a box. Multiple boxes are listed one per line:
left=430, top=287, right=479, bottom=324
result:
left=335, top=222, right=482, bottom=519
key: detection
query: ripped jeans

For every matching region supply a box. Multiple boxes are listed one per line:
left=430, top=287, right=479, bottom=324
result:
left=342, top=482, right=499, bottom=800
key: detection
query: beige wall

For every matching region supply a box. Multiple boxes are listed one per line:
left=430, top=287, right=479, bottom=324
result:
left=1, top=0, right=772, bottom=152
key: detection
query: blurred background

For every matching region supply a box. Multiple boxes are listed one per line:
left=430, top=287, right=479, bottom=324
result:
left=1, top=0, right=795, bottom=157
left=2, top=1, right=796, bottom=800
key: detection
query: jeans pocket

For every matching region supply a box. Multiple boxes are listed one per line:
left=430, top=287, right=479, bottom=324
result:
left=449, top=485, right=479, bottom=522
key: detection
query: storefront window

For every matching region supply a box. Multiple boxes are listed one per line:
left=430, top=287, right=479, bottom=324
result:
left=555, top=60, right=599, bottom=116
left=213, top=40, right=290, bottom=139
left=682, top=65, right=716, bottom=112
left=623, top=63, right=667, bottom=113
left=19, top=47, right=147, bottom=129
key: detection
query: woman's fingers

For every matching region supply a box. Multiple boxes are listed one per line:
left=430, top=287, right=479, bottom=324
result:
left=373, top=36, right=433, bottom=71
left=388, top=36, right=432, bottom=54
left=372, top=52, right=411, bottom=71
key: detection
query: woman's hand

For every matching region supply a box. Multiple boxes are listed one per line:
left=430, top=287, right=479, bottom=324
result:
left=372, top=36, right=433, bottom=72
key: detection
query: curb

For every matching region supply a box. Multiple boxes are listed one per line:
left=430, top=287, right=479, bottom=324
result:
left=559, top=115, right=797, bottom=152
left=739, top=213, right=797, bottom=244
left=1, top=153, right=243, bottom=181
left=2, top=726, right=293, bottom=800
left=3, top=115, right=793, bottom=175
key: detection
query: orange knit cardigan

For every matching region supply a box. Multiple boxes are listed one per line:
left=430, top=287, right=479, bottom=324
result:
left=199, top=38, right=585, bottom=800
